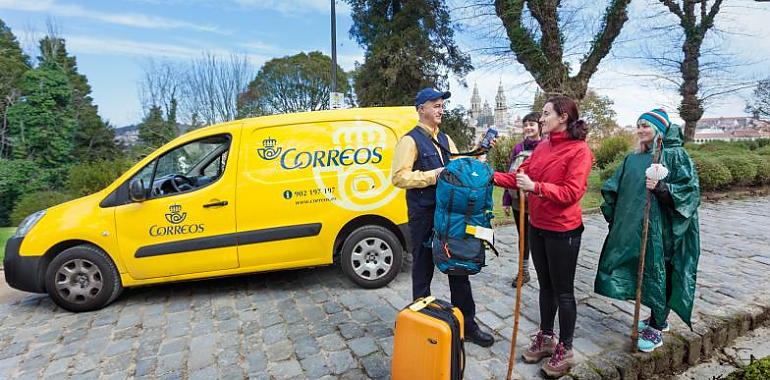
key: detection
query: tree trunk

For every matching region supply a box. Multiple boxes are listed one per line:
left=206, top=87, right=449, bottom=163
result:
left=678, top=35, right=704, bottom=143
left=494, top=0, right=630, bottom=102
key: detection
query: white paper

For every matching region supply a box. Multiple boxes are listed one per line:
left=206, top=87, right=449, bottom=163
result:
left=473, top=226, right=495, bottom=245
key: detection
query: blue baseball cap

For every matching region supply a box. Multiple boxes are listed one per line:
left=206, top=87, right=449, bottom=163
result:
left=415, top=87, right=451, bottom=108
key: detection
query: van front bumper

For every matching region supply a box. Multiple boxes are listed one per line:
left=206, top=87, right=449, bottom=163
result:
left=3, top=237, right=45, bottom=293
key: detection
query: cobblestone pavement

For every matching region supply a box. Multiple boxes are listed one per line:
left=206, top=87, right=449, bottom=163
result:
left=1, top=197, right=769, bottom=380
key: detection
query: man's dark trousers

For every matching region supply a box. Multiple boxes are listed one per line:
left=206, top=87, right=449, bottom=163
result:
left=408, top=206, right=479, bottom=332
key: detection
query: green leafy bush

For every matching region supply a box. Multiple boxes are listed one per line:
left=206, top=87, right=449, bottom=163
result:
left=720, top=155, right=759, bottom=186
left=725, top=356, right=770, bottom=380
left=66, top=159, right=133, bottom=197
left=486, top=135, right=517, bottom=173
left=756, top=145, right=770, bottom=156
left=754, top=156, right=770, bottom=185
left=594, top=135, right=633, bottom=169
left=692, top=156, right=732, bottom=191
left=600, top=157, right=624, bottom=181
left=10, top=191, right=73, bottom=226
left=0, top=160, right=52, bottom=226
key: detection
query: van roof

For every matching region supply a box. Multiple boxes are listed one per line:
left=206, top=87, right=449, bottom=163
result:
left=166, top=106, right=418, bottom=148
left=240, top=106, right=417, bottom=126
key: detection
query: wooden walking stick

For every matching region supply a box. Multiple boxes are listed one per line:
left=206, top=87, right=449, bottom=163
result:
left=506, top=188, right=527, bottom=380
left=630, top=137, right=665, bottom=352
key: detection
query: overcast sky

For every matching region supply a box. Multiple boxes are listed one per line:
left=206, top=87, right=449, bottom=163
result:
left=1, top=0, right=769, bottom=128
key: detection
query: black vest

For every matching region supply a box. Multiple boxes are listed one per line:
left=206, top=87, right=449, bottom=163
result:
left=405, top=126, right=450, bottom=214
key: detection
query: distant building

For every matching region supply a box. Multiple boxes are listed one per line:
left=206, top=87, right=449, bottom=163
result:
left=693, top=116, right=770, bottom=144
left=467, top=83, right=521, bottom=142
left=114, top=125, right=139, bottom=146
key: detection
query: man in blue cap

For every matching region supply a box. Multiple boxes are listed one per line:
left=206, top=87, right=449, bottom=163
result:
left=391, top=87, right=494, bottom=347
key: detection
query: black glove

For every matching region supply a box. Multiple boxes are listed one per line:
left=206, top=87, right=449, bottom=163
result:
left=651, top=181, right=674, bottom=208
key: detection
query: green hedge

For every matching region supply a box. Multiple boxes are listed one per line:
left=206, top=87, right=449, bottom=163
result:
left=754, top=156, right=770, bottom=185
left=692, top=155, right=733, bottom=191
left=720, top=155, right=759, bottom=186
left=756, top=145, right=770, bottom=156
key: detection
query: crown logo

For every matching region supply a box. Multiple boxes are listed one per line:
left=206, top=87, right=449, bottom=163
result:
left=165, top=204, right=187, bottom=224
left=257, top=137, right=282, bottom=160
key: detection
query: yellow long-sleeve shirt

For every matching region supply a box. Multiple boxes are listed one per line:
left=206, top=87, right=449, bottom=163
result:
left=391, top=123, right=457, bottom=189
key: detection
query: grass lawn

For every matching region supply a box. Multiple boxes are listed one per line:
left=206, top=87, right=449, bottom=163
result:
left=0, top=227, right=15, bottom=263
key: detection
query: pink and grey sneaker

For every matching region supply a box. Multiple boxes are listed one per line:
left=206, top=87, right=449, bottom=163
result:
left=541, top=342, right=575, bottom=378
left=522, top=330, right=557, bottom=363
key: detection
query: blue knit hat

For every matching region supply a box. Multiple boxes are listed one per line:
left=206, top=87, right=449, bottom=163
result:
left=638, top=108, right=670, bottom=135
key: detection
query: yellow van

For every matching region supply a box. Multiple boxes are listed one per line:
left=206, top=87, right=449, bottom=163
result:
left=4, top=107, right=417, bottom=311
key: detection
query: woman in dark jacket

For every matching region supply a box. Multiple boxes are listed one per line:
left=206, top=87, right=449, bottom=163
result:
left=502, top=112, right=542, bottom=286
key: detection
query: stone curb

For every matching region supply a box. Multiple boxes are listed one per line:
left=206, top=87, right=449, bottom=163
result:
left=556, top=303, right=770, bottom=380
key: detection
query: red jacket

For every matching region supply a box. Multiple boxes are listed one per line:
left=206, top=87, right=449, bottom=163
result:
left=494, top=130, right=593, bottom=232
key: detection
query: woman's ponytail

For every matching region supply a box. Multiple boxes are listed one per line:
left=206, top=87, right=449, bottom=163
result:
left=567, top=119, right=588, bottom=140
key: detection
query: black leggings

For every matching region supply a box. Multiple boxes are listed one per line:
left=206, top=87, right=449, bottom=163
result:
left=529, top=225, right=583, bottom=350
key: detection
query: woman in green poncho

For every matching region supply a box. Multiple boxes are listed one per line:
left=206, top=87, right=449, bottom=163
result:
left=594, top=108, right=701, bottom=353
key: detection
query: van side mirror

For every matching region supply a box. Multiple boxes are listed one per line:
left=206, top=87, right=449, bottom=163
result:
left=129, top=179, right=146, bottom=202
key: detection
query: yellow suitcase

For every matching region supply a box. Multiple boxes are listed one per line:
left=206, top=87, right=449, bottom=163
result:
left=391, top=296, right=465, bottom=380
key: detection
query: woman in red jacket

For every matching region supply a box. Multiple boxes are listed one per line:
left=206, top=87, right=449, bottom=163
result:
left=493, top=96, right=592, bottom=378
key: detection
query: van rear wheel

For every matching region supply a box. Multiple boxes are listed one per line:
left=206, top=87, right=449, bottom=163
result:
left=340, top=226, right=403, bottom=288
left=45, top=245, right=122, bottom=312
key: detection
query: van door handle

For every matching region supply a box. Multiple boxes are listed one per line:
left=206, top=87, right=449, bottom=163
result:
left=203, top=200, right=228, bottom=208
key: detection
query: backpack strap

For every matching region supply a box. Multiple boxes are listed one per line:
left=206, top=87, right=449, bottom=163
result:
left=444, top=189, right=454, bottom=240
left=463, top=198, right=475, bottom=240
left=483, top=241, right=500, bottom=257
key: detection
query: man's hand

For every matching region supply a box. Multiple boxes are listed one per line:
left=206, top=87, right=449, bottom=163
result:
left=503, top=206, right=511, bottom=216
left=645, top=178, right=658, bottom=190
left=434, top=167, right=444, bottom=180
left=516, top=172, right=536, bottom=192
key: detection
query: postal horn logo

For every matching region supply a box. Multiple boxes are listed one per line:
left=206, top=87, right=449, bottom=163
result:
left=165, top=204, right=187, bottom=224
left=257, top=137, right=282, bottom=160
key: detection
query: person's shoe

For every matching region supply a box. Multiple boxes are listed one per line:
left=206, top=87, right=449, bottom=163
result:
left=637, top=326, right=663, bottom=353
left=522, top=330, right=557, bottom=363
left=637, top=317, right=670, bottom=333
left=541, top=342, right=575, bottom=378
left=465, top=327, right=494, bottom=347
left=511, top=271, right=531, bottom=287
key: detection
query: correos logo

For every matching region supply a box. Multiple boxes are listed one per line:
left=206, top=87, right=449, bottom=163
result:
left=149, top=204, right=205, bottom=237
left=257, top=137, right=383, bottom=169
left=257, top=123, right=400, bottom=212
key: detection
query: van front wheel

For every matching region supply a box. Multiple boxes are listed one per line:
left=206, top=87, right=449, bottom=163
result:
left=340, top=226, right=403, bottom=288
left=45, top=245, right=122, bottom=312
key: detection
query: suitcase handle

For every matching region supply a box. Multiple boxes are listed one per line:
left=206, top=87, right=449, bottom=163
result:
left=408, top=296, right=436, bottom=312
left=432, top=299, right=455, bottom=312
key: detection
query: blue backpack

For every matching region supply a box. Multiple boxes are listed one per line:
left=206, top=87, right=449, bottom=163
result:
left=432, top=157, right=499, bottom=275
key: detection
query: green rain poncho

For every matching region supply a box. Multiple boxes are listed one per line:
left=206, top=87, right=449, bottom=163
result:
left=594, top=125, right=701, bottom=327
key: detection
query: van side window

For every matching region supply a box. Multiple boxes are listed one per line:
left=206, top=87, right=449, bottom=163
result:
left=133, top=134, right=231, bottom=198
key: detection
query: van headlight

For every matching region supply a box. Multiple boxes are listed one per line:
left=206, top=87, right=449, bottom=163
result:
left=14, top=210, right=46, bottom=238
